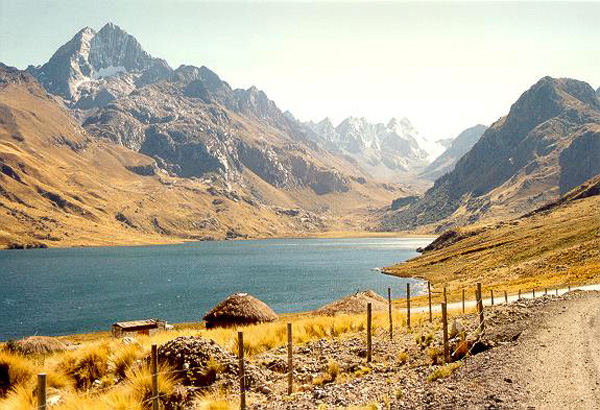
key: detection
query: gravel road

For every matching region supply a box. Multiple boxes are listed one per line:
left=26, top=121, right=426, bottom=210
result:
left=515, top=295, right=600, bottom=409
left=440, top=291, right=600, bottom=410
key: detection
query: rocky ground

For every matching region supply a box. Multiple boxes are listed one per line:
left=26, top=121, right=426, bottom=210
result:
left=158, top=290, right=600, bottom=409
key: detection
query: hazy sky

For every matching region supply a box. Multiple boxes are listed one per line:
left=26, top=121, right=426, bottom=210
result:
left=1, top=1, right=599, bottom=140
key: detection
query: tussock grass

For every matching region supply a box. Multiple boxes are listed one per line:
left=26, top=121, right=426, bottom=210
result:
left=60, top=343, right=110, bottom=389
left=427, top=362, right=462, bottom=382
left=0, top=351, right=35, bottom=395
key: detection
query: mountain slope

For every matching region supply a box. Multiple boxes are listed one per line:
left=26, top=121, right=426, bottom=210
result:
left=384, top=174, right=600, bottom=293
left=382, top=76, right=600, bottom=231
left=0, top=64, right=400, bottom=248
left=420, top=124, right=488, bottom=180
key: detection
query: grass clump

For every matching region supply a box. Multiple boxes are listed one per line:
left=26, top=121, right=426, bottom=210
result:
left=397, top=351, right=408, bottom=365
left=427, top=362, right=462, bottom=382
left=0, top=351, right=35, bottom=396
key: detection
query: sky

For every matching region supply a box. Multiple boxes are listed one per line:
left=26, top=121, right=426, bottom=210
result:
left=1, top=1, right=599, bottom=141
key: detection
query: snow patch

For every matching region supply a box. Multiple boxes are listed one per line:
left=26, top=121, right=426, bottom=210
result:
left=92, top=65, right=126, bottom=79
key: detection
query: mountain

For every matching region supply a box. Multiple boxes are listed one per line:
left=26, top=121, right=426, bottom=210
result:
left=0, top=63, right=406, bottom=248
left=420, top=124, right=488, bottom=180
left=25, top=23, right=409, bottom=198
left=26, top=23, right=171, bottom=107
left=382, top=76, right=600, bottom=231
left=306, top=116, right=437, bottom=180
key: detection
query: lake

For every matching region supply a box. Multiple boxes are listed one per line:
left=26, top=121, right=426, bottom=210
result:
left=0, top=237, right=433, bottom=340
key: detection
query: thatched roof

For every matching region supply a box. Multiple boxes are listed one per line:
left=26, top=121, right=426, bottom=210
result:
left=315, top=290, right=388, bottom=315
left=203, top=293, right=278, bottom=328
left=6, top=336, right=70, bottom=355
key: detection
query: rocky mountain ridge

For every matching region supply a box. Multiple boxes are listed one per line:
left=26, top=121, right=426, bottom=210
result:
left=382, top=76, right=600, bottom=231
left=305, top=116, right=443, bottom=180
left=26, top=23, right=441, bottom=189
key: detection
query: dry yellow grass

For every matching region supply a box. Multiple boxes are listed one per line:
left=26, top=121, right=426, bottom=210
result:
left=384, top=195, right=600, bottom=302
left=0, top=307, right=451, bottom=409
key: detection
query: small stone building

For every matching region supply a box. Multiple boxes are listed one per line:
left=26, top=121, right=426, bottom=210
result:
left=111, top=319, right=167, bottom=338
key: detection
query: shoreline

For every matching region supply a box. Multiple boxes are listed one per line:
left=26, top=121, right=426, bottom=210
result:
left=1, top=231, right=437, bottom=251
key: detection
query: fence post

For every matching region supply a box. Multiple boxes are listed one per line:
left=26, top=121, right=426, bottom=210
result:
left=406, top=283, right=411, bottom=330
left=287, top=323, right=293, bottom=395
left=568, top=285, right=571, bottom=292
left=238, top=331, right=246, bottom=410
left=545, top=288, right=548, bottom=296
left=518, top=289, right=521, bottom=299
left=37, top=373, right=46, bottom=410
left=490, top=289, right=494, bottom=306
left=477, top=283, right=485, bottom=333
left=532, top=288, right=535, bottom=298
left=441, top=302, right=449, bottom=363
left=151, top=344, right=159, bottom=410
left=388, top=287, right=393, bottom=339
left=443, top=287, right=447, bottom=305
left=462, top=289, right=465, bottom=313
left=367, top=302, right=372, bottom=363
left=556, top=288, right=558, bottom=296
left=428, top=282, right=433, bottom=323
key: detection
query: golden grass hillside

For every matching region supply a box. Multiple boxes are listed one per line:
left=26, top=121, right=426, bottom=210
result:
left=384, top=184, right=600, bottom=299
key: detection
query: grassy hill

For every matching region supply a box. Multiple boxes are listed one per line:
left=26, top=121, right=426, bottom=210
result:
left=384, top=175, right=600, bottom=296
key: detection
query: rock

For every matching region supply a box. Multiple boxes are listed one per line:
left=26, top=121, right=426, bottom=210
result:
left=450, top=319, right=465, bottom=338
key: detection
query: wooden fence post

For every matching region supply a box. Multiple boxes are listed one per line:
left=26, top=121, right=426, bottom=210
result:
left=367, top=303, right=372, bottom=363
left=151, top=344, right=159, bottom=410
left=545, top=288, right=548, bottom=296
left=555, top=288, right=558, bottom=296
left=443, top=287, right=447, bottom=305
left=238, top=331, right=246, bottom=410
left=477, top=283, right=485, bottom=333
left=388, top=287, right=393, bottom=339
left=462, top=289, right=465, bottom=313
left=504, top=290, right=508, bottom=304
left=287, top=323, right=293, bottom=395
left=406, top=283, right=411, bottom=330
left=428, top=282, right=433, bottom=323
left=441, top=302, right=449, bottom=363
left=37, top=373, right=46, bottom=410
left=518, top=289, right=521, bottom=299
left=490, top=289, right=494, bottom=306
left=568, top=285, right=571, bottom=292
left=532, top=288, right=535, bottom=298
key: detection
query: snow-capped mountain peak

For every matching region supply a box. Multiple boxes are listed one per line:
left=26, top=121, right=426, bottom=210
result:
left=27, top=23, right=171, bottom=104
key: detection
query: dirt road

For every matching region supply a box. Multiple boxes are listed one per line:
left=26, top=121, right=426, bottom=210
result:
left=516, top=295, right=600, bottom=409
left=441, top=292, right=600, bottom=410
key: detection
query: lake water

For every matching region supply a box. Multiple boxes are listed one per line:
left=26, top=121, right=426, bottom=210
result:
left=0, top=237, right=433, bottom=340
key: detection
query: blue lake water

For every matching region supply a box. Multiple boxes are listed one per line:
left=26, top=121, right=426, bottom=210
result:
left=0, top=237, right=433, bottom=340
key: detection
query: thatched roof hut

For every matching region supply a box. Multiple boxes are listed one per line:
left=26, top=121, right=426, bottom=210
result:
left=203, top=293, right=278, bottom=328
left=316, top=290, right=387, bottom=316
left=6, top=336, right=69, bottom=355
